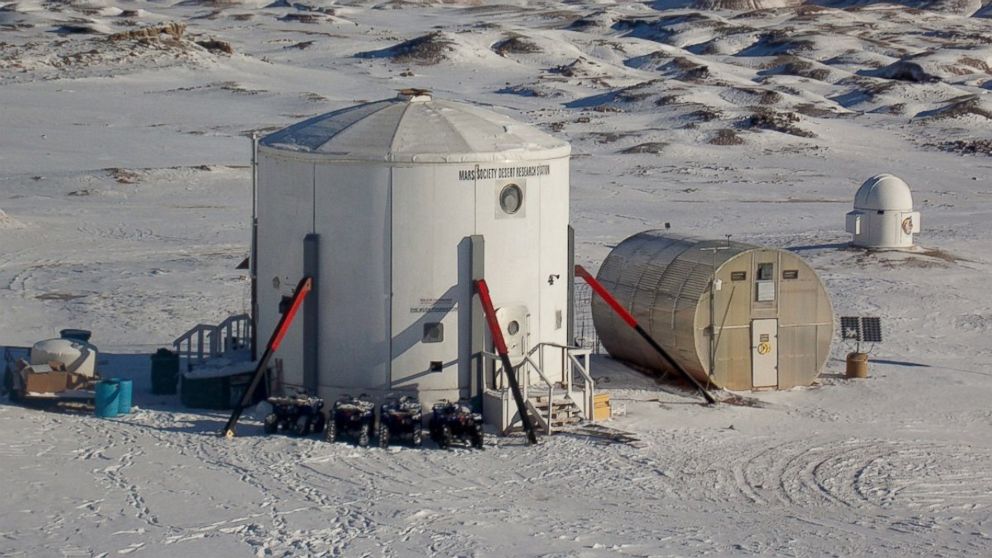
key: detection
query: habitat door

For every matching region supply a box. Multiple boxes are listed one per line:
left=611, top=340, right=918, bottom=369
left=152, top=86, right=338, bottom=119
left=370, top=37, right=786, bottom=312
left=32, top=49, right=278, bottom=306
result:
left=751, top=319, right=778, bottom=388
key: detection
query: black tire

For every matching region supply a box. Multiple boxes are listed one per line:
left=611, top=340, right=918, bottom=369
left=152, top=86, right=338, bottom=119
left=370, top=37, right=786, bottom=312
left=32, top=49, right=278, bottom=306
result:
left=358, top=423, right=371, bottom=448
left=439, top=424, right=452, bottom=449
left=263, top=413, right=279, bottom=435
left=471, top=430, right=484, bottom=449
left=311, top=413, right=325, bottom=435
left=294, top=415, right=310, bottom=437
left=378, top=423, right=390, bottom=449
left=412, top=425, right=423, bottom=448
left=325, top=419, right=337, bottom=443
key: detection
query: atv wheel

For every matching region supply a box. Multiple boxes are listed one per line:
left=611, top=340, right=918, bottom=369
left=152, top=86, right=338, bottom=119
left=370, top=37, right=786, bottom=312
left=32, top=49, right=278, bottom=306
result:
left=412, top=425, right=423, bottom=448
left=294, top=415, right=310, bottom=437
left=325, top=419, right=337, bottom=443
left=311, top=413, right=325, bottom=435
left=263, top=413, right=279, bottom=435
left=378, top=423, right=390, bottom=449
left=358, top=423, right=371, bottom=448
left=471, top=431, right=484, bottom=449
left=439, top=424, right=452, bottom=449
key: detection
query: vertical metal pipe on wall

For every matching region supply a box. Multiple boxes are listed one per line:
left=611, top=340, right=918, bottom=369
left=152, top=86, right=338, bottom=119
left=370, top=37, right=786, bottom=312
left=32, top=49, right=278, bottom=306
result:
left=470, top=235, right=485, bottom=408
left=303, top=234, right=320, bottom=394
left=567, top=225, right=575, bottom=347
left=250, top=133, right=259, bottom=362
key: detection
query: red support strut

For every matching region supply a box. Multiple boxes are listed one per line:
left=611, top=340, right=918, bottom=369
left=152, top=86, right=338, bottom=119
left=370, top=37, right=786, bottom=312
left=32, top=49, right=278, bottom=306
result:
left=474, top=279, right=539, bottom=445
left=222, top=276, right=313, bottom=437
left=575, top=265, right=717, bottom=405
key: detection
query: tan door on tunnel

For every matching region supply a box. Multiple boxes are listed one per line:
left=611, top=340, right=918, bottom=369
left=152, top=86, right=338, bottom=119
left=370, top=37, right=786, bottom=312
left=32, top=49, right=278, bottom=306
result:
left=751, top=318, right=778, bottom=388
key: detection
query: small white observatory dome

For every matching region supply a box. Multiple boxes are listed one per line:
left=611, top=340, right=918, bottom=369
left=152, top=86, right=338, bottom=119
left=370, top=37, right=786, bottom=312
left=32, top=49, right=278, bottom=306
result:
left=846, top=174, right=920, bottom=249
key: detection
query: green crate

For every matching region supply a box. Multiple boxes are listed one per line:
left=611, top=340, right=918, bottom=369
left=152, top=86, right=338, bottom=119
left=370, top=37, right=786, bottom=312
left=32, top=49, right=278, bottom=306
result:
left=150, top=349, right=180, bottom=395
left=180, top=371, right=267, bottom=410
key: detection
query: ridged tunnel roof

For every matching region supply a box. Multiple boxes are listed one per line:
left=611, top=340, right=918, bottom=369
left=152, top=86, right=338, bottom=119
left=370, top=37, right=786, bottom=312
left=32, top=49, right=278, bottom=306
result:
left=259, top=92, right=571, bottom=163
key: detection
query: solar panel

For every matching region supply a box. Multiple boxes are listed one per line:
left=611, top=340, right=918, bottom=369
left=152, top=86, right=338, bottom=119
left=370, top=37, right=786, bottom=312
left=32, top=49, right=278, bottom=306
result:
left=840, top=316, right=861, bottom=341
left=861, top=317, right=882, bottom=343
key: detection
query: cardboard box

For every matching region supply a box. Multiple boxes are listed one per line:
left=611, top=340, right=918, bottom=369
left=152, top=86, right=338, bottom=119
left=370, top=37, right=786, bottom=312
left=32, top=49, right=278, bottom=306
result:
left=19, top=364, right=90, bottom=395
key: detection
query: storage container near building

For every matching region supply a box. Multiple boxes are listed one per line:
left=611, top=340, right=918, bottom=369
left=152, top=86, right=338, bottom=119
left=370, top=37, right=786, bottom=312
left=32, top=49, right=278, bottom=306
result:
left=592, top=232, right=834, bottom=390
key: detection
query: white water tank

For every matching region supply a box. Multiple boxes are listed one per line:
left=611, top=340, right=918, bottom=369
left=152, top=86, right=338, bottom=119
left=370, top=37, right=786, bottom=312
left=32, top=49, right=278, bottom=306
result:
left=255, top=92, right=571, bottom=407
left=845, top=174, right=921, bottom=249
left=30, top=338, right=97, bottom=377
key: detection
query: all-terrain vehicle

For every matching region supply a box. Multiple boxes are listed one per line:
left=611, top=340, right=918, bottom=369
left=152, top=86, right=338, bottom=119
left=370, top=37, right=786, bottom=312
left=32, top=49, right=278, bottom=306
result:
left=263, top=394, right=325, bottom=437
left=326, top=394, right=375, bottom=447
left=379, top=395, right=423, bottom=448
left=429, top=399, right=483, bottom=449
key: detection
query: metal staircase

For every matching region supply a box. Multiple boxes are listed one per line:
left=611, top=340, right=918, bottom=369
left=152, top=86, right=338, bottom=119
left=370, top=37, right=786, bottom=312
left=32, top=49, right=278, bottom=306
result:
left=483, top=343, right=596, bottom=436
left=529, top=393, right=583, bottom=430
left=173, top=314, right=252, bottom=371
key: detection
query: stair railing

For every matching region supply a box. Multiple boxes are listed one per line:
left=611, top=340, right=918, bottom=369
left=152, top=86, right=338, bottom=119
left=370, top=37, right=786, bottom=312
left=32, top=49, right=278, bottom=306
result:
left=173, top=313, right=252, bottom=371
left=481, top=351, right=553, bottom=434
left=522, top=354, right=554, bottom=435
left=217, top=314, right=251, bottom=353
left=480, top=342, right=597, bottom=434
left=524, top=343, right=596, bottom=422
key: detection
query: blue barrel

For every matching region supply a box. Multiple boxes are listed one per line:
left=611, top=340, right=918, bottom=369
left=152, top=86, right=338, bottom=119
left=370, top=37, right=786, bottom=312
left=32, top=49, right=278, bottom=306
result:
left=116, top=379, right=133, bottom=414
left=94, top=379, right=121, bottom=418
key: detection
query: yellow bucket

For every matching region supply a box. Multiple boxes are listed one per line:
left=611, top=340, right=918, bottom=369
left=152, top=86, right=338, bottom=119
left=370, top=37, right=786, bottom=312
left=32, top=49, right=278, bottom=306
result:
left=846, top=352, right=869, bottom=378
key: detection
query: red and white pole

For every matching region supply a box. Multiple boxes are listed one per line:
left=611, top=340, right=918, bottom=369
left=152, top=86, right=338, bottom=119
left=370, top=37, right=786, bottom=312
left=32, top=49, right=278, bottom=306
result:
left=222, top=276, right=314, bottom=437
left=475, top=279, right=539, bottom=445
left=575, top=265, right=717, bottom=405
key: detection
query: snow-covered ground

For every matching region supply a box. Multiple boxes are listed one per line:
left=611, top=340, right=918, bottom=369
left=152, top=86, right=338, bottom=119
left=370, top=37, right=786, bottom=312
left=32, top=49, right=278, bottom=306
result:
left=2, top=0, right=991, bottom=555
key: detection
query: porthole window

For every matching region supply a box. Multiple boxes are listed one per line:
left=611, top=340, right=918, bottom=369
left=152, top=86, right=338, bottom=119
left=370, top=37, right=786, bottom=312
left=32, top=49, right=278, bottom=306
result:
left=499, top=184, right=523, bottom=215
left=507, top=320, right=520, bottom=335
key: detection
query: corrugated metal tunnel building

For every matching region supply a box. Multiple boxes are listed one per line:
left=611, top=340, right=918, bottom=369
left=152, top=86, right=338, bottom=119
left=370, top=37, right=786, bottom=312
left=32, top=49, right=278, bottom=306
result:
left=592, top=232, right=834, bottom=390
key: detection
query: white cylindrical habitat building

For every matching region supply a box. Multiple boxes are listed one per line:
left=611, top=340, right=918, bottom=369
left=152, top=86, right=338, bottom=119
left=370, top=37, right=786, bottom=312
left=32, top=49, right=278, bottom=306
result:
left=255, top=92, right=571, bottom=409
left=592, top=232, right=834, bottom=391
left=845, top=174, right=921, bottom=249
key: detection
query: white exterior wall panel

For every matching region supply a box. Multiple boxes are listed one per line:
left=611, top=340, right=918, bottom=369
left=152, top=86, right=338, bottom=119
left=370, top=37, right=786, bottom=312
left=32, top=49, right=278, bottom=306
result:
left=474, top=169, right=541, bottom=368
left=389, top=165, right=475, bottom=400
left=535, top=158, right=570, bottom=381
left=256, top=155, right=312, bottom=391
left=313, top=163, right=391, bottom=396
